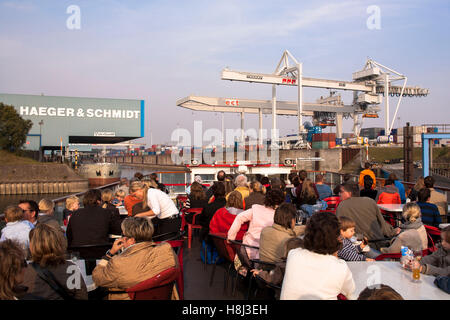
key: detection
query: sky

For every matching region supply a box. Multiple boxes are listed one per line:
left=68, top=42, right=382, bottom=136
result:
left=0, top=0, right=449, bottom=146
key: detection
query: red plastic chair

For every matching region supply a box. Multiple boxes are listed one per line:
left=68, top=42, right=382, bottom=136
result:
left=380, top=209, right=397, bottom=227
left=181, top=208, right=203, bottom=249
left=176, top=194, right=188, bottom=210
left=323, top=196, right=341, bottom=210
left=126, top=267, right=180, bottom=300
left=337, top=294, right=348, bottom=300
left=424, top=225, right=441, bottom=253
left=375, top=248, right=430, bottom=261
left=208, top=233, right=237, bottom=293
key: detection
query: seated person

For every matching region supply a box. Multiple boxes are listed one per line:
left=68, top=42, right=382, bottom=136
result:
left=37, top=199, right=61, bottom=230
left=280, top=212, right=356, bottom=300
left=63, top=196, right=80, bottom=226
left=244, top=181, right=266, bottom=210
left=259, top=203, right=306, bottom=263
left=0, top=206, right=33, bottom=250
left=198, top=182, right=227, bottom=242
left=404, top=226, right=450, bottom=277
left=22, top=224, right=88, bottom=300
left=66, top=189, right=122, bottom=250
left=0, top=240, right=33, bottom=300
left=209, top=191, right=248, bottom=241
left=228, top=189, right=285, bottom=260
left=359, top=175, right=377, bottom=200
left=337, top=216, right=374, bottom=261
left=298, top=179, right=324, bottom=217
left=357, top=284, right=404, bottom=300
left=184, top=181, right=208, bottom=224
left=416, top=188, right=442, bottom=228
left=389, top=173, right=406, bottom=204
left=92, top=217, right=179, bottom=300
left=375, top=179, right=401, bottom=205
left=101, top=189, right=120, bottom=216
left=251, top=237, right=304, bottom=288
left=380, top=203, right=428, bottom=254
left=315, top=174, right=332, bottom=200
left=113, top=190, right=126, bottom=207
left=124, top=181, right=147, bottom=216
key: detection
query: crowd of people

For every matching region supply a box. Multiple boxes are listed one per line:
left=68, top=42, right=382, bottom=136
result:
left=0, top=166, right=449, bottom=300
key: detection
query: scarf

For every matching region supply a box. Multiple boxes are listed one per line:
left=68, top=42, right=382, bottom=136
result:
left=400, top=217, right=423, bottom=230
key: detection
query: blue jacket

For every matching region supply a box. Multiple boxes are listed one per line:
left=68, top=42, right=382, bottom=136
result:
left=394, top=180, right=406, bottom=204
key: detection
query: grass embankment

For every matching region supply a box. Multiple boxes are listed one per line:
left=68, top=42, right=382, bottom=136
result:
left=0, top=150, right=40, bottom=165
left=368, top=147, right=449, bottom=163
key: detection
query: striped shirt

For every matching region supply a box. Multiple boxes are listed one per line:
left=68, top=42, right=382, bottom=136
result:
left=338, top=238, right=366, bottom=261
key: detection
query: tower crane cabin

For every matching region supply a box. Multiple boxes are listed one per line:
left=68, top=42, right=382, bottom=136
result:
left=177, top=50, right=429, bottom=147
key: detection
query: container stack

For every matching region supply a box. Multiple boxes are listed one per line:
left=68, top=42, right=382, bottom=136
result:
left=311, top=133, right=336, bottom=149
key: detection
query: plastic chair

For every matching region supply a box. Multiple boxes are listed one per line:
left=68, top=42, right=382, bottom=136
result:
left=181, top=208, right=203, bottom=249
left=154, top=230, right=185, bottom=300
left=176, top=194, right=188, bottom=210
left=323, top=196, right=341, bottom=210
left=249, top=259, right=278, bottom=300
left=425, top=225, right=441, bottom=252
left=375, top=248, right=430, bottom=261
left=228, top=240, right=260, bottom=297
left=208, top=233, right=237, bottom=293
left=126, top=267, right=180, bottom=300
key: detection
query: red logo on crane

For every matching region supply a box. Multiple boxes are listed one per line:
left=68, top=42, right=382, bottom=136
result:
left=282, top=78, right=296, bottom=84
left=225, top=99, right=239, bottom=106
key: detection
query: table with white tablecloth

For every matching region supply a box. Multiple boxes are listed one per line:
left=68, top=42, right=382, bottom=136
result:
left=347, top=261, right=449, bottom=300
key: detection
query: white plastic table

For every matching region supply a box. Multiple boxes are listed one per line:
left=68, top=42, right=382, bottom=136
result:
left=377, top=203, right=404, bottom=212
left=347, top=261, right=449, bottom=300
left=72, top=259, right=100, bottom=292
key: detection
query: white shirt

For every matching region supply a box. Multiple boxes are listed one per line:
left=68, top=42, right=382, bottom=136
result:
left=280, top=248, right=356, bottom=300
left=146, top=188, right=179, bottom=219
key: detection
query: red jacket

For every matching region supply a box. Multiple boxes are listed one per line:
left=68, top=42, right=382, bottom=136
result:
left=209, top=207, right=249, bottom=241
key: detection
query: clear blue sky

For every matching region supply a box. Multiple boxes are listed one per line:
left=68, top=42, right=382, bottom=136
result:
left=1, top=0, right=449, bottom=145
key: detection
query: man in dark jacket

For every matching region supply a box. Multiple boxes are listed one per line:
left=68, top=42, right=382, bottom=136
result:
left=336, top=182, right=399, bottom=251
left=198, top=181, right=227, bottom=241
left=66, top=189, right=122, bottom=257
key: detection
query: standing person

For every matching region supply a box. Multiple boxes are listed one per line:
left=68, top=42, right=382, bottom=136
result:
left=315, top=174, right=332, bottom=200
left=375, top=178, right=401, bottom=205
left=360, top=176, right=378, bottom=200
left=0, top=240, right=30, bottom=300
left=92, top=217, right=179, bottom=300
left=37, top=199, right=61, bottom=230
left=336, top=183, right=399, bottom=251
left=66, top=189, right=122, bottom=249
left=18, top=200, right=39, bottom=227
left=22, top=224, right=88, bottom=300
left=408, top=176, right=424, bottom=202
left=416, top=188, right=442, bottom=228
left=134, top=180, right=181, bottom=241
left=424, top=176, right=448, bottom=221
left=198, top=182, right=227, bottom=241
left=244, top=181, right=266, bottom=210
left=359, top=162, right=376, bottom=189
left=0, top=206, right=33, bottom=250
left=389, top=173, right=406, bottom=204
left=227, top=189, right=285, bottom=260
left=280, top=212, right=355, bottom=300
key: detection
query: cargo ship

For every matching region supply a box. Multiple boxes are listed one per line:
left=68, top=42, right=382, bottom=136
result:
left=78, top=163, right=121, bottom=187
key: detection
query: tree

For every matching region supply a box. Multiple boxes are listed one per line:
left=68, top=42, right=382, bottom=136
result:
left=0, top=103, right=33, bottom=152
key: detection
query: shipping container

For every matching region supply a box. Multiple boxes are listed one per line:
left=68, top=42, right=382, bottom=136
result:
left=329, top=141, right=336, bottom=148
left=312, top=141, right=329, bottom=149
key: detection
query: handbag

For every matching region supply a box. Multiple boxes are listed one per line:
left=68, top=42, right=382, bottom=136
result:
left=31, top=262, right=75, bottom=300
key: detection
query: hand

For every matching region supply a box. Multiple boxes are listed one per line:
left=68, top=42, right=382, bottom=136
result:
left=250, top=269, right=261, bottom=277
left=110, top=238, right=125, bottom=255
left=366, top=258, right=375, bottom=261
left=394, top=228, right=401, bottom=235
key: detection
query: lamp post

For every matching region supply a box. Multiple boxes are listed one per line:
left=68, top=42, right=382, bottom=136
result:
left=38, top=120, right=44, bottom=162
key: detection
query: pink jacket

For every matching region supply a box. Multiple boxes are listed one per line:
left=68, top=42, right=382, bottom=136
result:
left=227, top=204, right=275, bottom=259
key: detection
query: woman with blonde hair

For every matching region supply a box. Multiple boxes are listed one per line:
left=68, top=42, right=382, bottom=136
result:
left=244, top=181, right=266, bottom=209
left=124, top=181, right=150, bottom=217
left=63, top=196, right=79, bottom=226
left=22, top=223, right=88, bottom=300
left=380, top=202, right=428, bottom=253
left=101, top=189, right=120, bottom=218
left=37, top=199, right=60, bottom=230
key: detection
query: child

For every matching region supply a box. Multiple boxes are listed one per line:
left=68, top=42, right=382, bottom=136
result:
left=112, top=189, right=126, bottom=207
left=338, top=216, right=374, bottom=262
left=0, top=205, right=33, bottom=250
left=63, top=196, right=80, bottom=226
